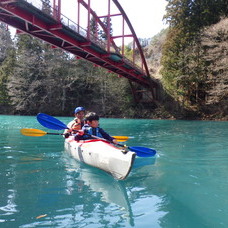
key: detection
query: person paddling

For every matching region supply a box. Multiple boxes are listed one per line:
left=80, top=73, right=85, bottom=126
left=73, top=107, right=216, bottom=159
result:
left=64, top=106, right=86, bottom=138
left=75, top=112, right=117, bottom=144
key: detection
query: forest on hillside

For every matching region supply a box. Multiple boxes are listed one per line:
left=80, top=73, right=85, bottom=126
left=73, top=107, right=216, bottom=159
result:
left=160, top=0, right=228, bottom=120
left=0, top=25, right=139, bottom=117
left=0, top=0, right=227, bottom=120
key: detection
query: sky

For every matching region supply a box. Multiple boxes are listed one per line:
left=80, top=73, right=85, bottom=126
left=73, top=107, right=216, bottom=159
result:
left=117, top=0, right=168, bottom=39
left=61, top=0, right=168, bottom=39
left=9, top=0, right=168, bottom=42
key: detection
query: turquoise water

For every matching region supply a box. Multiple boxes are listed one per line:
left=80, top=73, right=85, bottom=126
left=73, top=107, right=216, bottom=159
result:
left=0, top=115, right=228, bottom=228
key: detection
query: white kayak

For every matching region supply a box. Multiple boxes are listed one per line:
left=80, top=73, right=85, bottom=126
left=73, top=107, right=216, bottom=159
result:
left=64, top=137, right=136, bottom=180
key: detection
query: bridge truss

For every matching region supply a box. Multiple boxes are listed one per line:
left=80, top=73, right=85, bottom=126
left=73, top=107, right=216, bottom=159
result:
left=0, top=0, right=159, bottom=101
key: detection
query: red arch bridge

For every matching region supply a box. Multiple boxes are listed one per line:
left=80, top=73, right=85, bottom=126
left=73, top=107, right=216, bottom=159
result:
left=0, top=0, right=160, bottom=102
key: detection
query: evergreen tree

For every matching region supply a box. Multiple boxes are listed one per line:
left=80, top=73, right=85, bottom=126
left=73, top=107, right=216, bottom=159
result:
left=161, top=0, right=228, bottom=108
left=8, top=34, right=47, bottom=114
left=98, top=17, right=113, bottom=40
left=41, top=48, right=91, bottom=115
left=90, top=16, right=99, bottom=37
left=164, top=0, right=228, bottom=30
left=0, top=23, right=15, bottom=113
left=92, top=68, right=132, bottom=117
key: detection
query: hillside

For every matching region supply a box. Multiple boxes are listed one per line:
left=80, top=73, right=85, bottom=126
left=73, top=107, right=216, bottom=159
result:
left=200, top=18, right=228, bottom=120
left=144, top=29, right=168, bottom=79
left=143, top=18, right=228, bottom=120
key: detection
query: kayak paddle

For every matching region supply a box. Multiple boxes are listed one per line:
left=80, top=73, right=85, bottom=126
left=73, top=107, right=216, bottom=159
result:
left=37, top=113, right=68, bottom=130
left=20, top=128, right=64, bottom=137
left=20, top=128, right=156, bottom=157
left=20, top=128, right=129, bottom=142
left=81, top=134, right=156, bottom=157
left=36, top=113, right=156, bottom=157
left=125, top=146, right=156, bottom=157
left=112, top=136, right=133, bottom=142
left=37, top=113, right=130, bottom=142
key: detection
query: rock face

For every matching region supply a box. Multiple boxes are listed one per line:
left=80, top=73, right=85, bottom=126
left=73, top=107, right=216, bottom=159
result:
left=200, top=18, right=228, bottom=120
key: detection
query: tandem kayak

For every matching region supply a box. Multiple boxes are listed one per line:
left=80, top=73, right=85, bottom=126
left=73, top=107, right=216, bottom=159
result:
left=64, top=136, right=136, bottom=180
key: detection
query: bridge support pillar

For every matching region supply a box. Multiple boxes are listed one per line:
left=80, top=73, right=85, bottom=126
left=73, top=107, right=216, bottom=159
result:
left=129, top=81, right=157, bottom=103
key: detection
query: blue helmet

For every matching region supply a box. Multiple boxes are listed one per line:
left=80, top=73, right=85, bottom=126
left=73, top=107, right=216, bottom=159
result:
left=74, top=106, right=85, bottom=114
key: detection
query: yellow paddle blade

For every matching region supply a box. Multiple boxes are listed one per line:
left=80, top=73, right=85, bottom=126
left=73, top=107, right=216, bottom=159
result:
left=112, top=136, right=130, bottom=142
left=116, top=139, right=127, bottom=142
left=20, top=128, right=47, bottom=137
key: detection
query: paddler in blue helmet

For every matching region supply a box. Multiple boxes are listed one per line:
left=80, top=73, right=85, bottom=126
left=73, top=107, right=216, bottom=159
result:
left=64, top=106, right=86, bottom=138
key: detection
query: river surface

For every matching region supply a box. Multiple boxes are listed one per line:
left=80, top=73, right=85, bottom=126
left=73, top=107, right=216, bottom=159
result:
left=0, top=115, right=228, bottom=228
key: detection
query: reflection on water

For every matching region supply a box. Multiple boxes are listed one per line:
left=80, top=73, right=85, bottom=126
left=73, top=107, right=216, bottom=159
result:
left=61, top=153, right=159, bottom=227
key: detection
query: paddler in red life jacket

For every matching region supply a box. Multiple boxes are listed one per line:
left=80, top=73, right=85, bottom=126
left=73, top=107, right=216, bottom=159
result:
left=64, top=106, right=86, bottom=138
left=75, top=112, right=117, bottom=144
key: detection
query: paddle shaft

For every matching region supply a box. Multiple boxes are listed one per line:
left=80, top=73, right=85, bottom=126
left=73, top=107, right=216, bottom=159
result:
left=47, top=132, right=64, bottom=135
left=116, top=143, right=135, bottom=153
left=88, top=135, right=128, bottom=150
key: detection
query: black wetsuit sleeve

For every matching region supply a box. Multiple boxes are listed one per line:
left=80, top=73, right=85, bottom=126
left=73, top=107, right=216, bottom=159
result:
left=99, top=128, right=114, bottom=142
